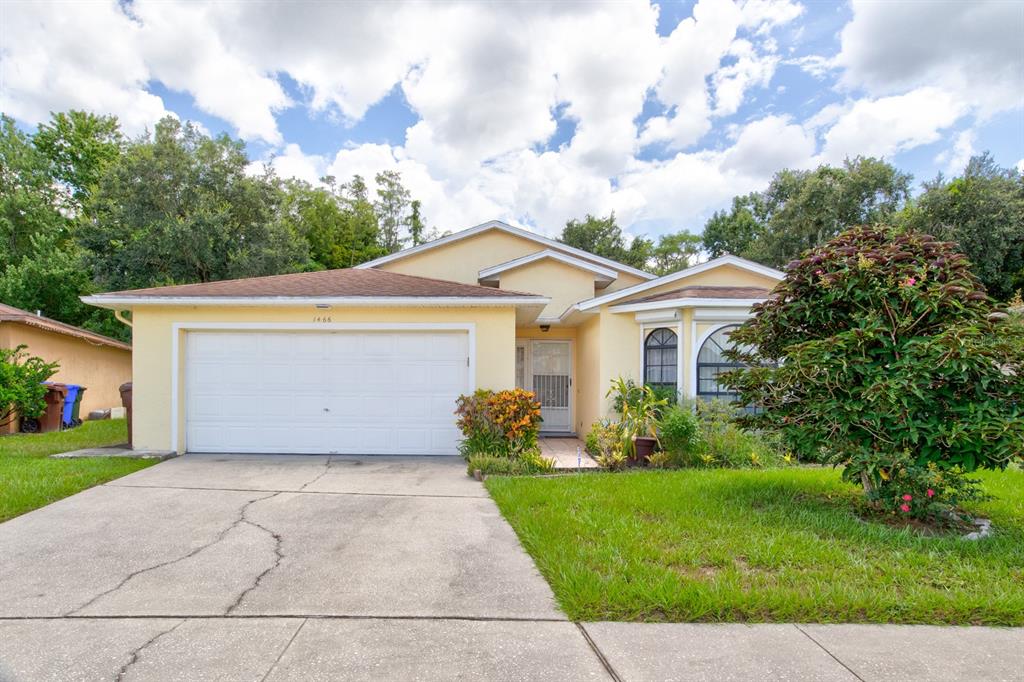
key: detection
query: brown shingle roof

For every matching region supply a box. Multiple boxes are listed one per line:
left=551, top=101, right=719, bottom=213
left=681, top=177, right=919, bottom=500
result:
left=626, top=285, right=771, bottom=304
left=90, top=268, right=541, bottom=300
left=0, top=303, right=131, bottom=351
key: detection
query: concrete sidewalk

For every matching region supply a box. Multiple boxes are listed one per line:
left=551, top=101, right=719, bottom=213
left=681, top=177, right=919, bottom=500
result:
left=0, top=618, right=1019, bottom=680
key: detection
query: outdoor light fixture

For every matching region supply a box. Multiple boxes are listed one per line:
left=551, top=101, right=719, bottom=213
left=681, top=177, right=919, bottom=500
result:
left=314, top=303, right=331, bottom=309
left=540, top=324, right=550, bottom=332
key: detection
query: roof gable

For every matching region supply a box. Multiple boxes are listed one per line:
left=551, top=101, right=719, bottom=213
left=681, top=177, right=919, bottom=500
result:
left=577, top=255, right=784, bottom=311
left=478, top=249, right=617, bottom=287
left=356, top=220, right=656, bottom=280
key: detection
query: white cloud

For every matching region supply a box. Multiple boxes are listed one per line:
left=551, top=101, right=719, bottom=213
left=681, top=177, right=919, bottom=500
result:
left=739, top=0, right=805, bottom=34
left=837, top=0, right=1024, bottom=117
left=0, top=1, right=171, bottom=135
left=935, top=130, right=976, bottom=176
left=1017, top=159, right=1024, bottom=174
left=819, top=87, right=966, bottom=163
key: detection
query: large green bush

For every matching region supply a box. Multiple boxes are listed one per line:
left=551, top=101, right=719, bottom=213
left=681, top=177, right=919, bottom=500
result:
left=726, top=226, right=1024, bottom=503
left=0, top=346, right=58, bottom=429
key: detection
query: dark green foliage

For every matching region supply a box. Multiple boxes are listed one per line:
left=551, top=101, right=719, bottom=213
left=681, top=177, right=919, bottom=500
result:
left=33, top=111, right=123, bottom=207
left=0, top=345, right=59, bottom=427
left=656, top=405, right=701, bottom=462
left=0, top=116, right=69, bottom=269
left=903, top=153, right=1024, bottom=301
left=82, top=118, right=311, bottom=291
left=702, top=157, right=911, bottom=266
left=725, top=225, right=1024, bottom=494
left=559, top=212, right=700, bottom=275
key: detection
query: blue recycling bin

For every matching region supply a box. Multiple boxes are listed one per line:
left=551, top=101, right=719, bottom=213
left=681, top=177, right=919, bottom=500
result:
left=60, top=384, right=81, bottom=428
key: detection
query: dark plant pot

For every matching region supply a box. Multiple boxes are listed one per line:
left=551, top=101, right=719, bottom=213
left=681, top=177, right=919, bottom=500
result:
left=633, top=436, right=657, bottom=463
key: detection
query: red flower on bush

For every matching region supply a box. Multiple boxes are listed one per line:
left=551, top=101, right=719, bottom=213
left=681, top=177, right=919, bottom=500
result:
left=899, top=503, right=911, bottom=513
left=926, top=489, right=935, bottom=498
left=902, top=494, right=913, bottom=501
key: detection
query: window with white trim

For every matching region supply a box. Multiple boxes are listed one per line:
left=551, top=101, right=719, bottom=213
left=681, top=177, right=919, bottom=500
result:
left=643, top=328, right=677, bottom=394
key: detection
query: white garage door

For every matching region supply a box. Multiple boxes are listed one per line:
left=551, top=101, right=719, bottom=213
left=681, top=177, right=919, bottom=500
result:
left=185, top=330, right=469, bottom=455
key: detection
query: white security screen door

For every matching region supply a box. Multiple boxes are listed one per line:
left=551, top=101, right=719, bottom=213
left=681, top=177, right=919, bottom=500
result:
left=530, top=340, right=572, bottom=432
left=185, top=330, right=469, bottom=455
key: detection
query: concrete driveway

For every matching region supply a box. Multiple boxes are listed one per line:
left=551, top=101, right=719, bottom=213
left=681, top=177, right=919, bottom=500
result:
left=0, top=454, right=608, bottom=681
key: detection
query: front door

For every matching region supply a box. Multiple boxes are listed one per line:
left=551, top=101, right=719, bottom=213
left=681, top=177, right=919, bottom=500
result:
left=528, top=340, right=572, bottom=433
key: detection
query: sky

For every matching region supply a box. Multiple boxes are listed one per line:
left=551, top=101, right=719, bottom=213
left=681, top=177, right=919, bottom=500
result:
left=1, top=0, right=1022, bottom=240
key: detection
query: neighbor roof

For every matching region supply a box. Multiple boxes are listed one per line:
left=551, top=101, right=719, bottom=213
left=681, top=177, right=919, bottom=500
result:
left=625, top=285, right=771, bottom=304
left=355, top=220, right=657, bottom=280
left=82, top=268, right=549, bottom=309
left=0, top=302, right=131, bottom=351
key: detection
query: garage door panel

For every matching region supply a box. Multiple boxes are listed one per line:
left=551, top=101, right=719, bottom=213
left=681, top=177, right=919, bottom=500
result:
left=186, top=330, right=469, bottom=455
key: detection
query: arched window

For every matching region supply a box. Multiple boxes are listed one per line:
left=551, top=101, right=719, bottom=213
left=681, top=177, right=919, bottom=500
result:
left=696, top=325, right=749, bottom=402
left=644, top=328, right=677, bottom=393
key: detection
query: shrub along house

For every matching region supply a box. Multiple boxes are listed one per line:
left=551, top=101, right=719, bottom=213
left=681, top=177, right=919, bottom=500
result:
left=83, top=220, right=782, bottom=455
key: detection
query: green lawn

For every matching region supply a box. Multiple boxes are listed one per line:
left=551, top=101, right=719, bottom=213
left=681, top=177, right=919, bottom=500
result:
left=486, top=467, right=1024, bottom=625
left=0, top=419, right=156, bottom=523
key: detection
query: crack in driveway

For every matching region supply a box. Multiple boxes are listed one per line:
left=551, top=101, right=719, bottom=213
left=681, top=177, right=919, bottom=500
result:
left=114, top=618, right=185, bottom=681
left=66, top=492, right=281, bottom=616
left=225, top=515, right=285, bottom=614
left=298, top=456, right=333, bottom=491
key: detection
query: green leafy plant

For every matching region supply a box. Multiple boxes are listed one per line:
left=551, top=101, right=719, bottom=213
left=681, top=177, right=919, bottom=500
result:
left=657, top=405, right=702, bottom=466
left=725, top=225, right=1024, bottom=503
left=585, top=420, right=628, bottom=471
left=0, top=346, right=59, bottom=429
left=690, top=399, right=785, bottom=469
left=455, top=388, right=543, bottom=459
left=864, top=451, right=989, bottom=525
left=466, top=451, right=554, bottom=477
left=607, top=377, right=668, bottom=459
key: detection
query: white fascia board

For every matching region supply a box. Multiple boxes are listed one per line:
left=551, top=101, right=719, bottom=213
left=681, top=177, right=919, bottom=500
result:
left=355, top=219, right=656, bottom=280
left=609, top=297, right=766, bottom=313
left=81, top=295, right=550, bottom=310
left=576, top=255, right=784, bottom=311
left=478, top=249, right=618, bottom=282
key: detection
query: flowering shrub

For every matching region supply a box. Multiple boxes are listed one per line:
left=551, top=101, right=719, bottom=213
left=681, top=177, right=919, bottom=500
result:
left=455, top=388, right=542, bottom=457
left=867, top=451, right=988, bottom=524
left=725, top=226, right=1024, bottom=503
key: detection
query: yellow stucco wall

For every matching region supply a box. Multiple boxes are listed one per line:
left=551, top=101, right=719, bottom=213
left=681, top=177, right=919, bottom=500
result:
left=0, top=322, right=131, bottom=415
left=378, top=230, right=557, bottom=285
left=574, top=315, right=601, bottom=433
left=130, top=305, right=516, bottom=452
left=501, top=259, right=596, bottom=320
left=376, top=228, right=651, bottom=298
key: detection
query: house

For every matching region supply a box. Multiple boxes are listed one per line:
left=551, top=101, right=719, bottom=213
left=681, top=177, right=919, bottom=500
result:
left=0, top=302, right=132, bottom=431
left=82, top=220, right=782, bottom=455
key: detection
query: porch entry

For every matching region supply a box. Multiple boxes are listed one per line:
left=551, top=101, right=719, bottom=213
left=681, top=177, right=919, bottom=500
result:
left=516, top=339, right=573, bottom=433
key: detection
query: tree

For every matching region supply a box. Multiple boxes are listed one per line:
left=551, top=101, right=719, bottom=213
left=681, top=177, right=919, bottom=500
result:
left=374, top=170, right=411, bottom=253
left=0, top=116, right=68, bottom=269
left=559, top=213, right=651, bottom=269
left=702, top=194, right=764, bottom=258
left=406, top=199, right=426, bottom=246
left=702, top=157, right=912, bottom=267
left=0, top=345, right=58, bottom=429
left=33, top=111, right=123, bottom=209
left=81, top=117, right=309, bottom=290
left=726, top=226, right=1023, bottom=517
left=903, top=153, right=1024, bottom=301
left=651, top=231, right=702, bottom=275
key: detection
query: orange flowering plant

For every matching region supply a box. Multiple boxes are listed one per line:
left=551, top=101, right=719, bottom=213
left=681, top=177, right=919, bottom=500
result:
left=455, top=388, right=542, bottom=457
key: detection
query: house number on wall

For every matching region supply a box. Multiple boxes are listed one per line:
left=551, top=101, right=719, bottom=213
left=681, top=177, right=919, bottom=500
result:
left=313, top=316, right=333, bottom=323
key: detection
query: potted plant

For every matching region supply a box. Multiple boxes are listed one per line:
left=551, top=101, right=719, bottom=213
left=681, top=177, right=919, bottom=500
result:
left=608, top=378, right=667, bottom=464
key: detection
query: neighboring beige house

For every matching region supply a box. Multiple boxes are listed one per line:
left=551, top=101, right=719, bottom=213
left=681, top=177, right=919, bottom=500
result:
left=0, top=302, right=132, bottom=431
left=83, top=220, right=782, bottom=455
